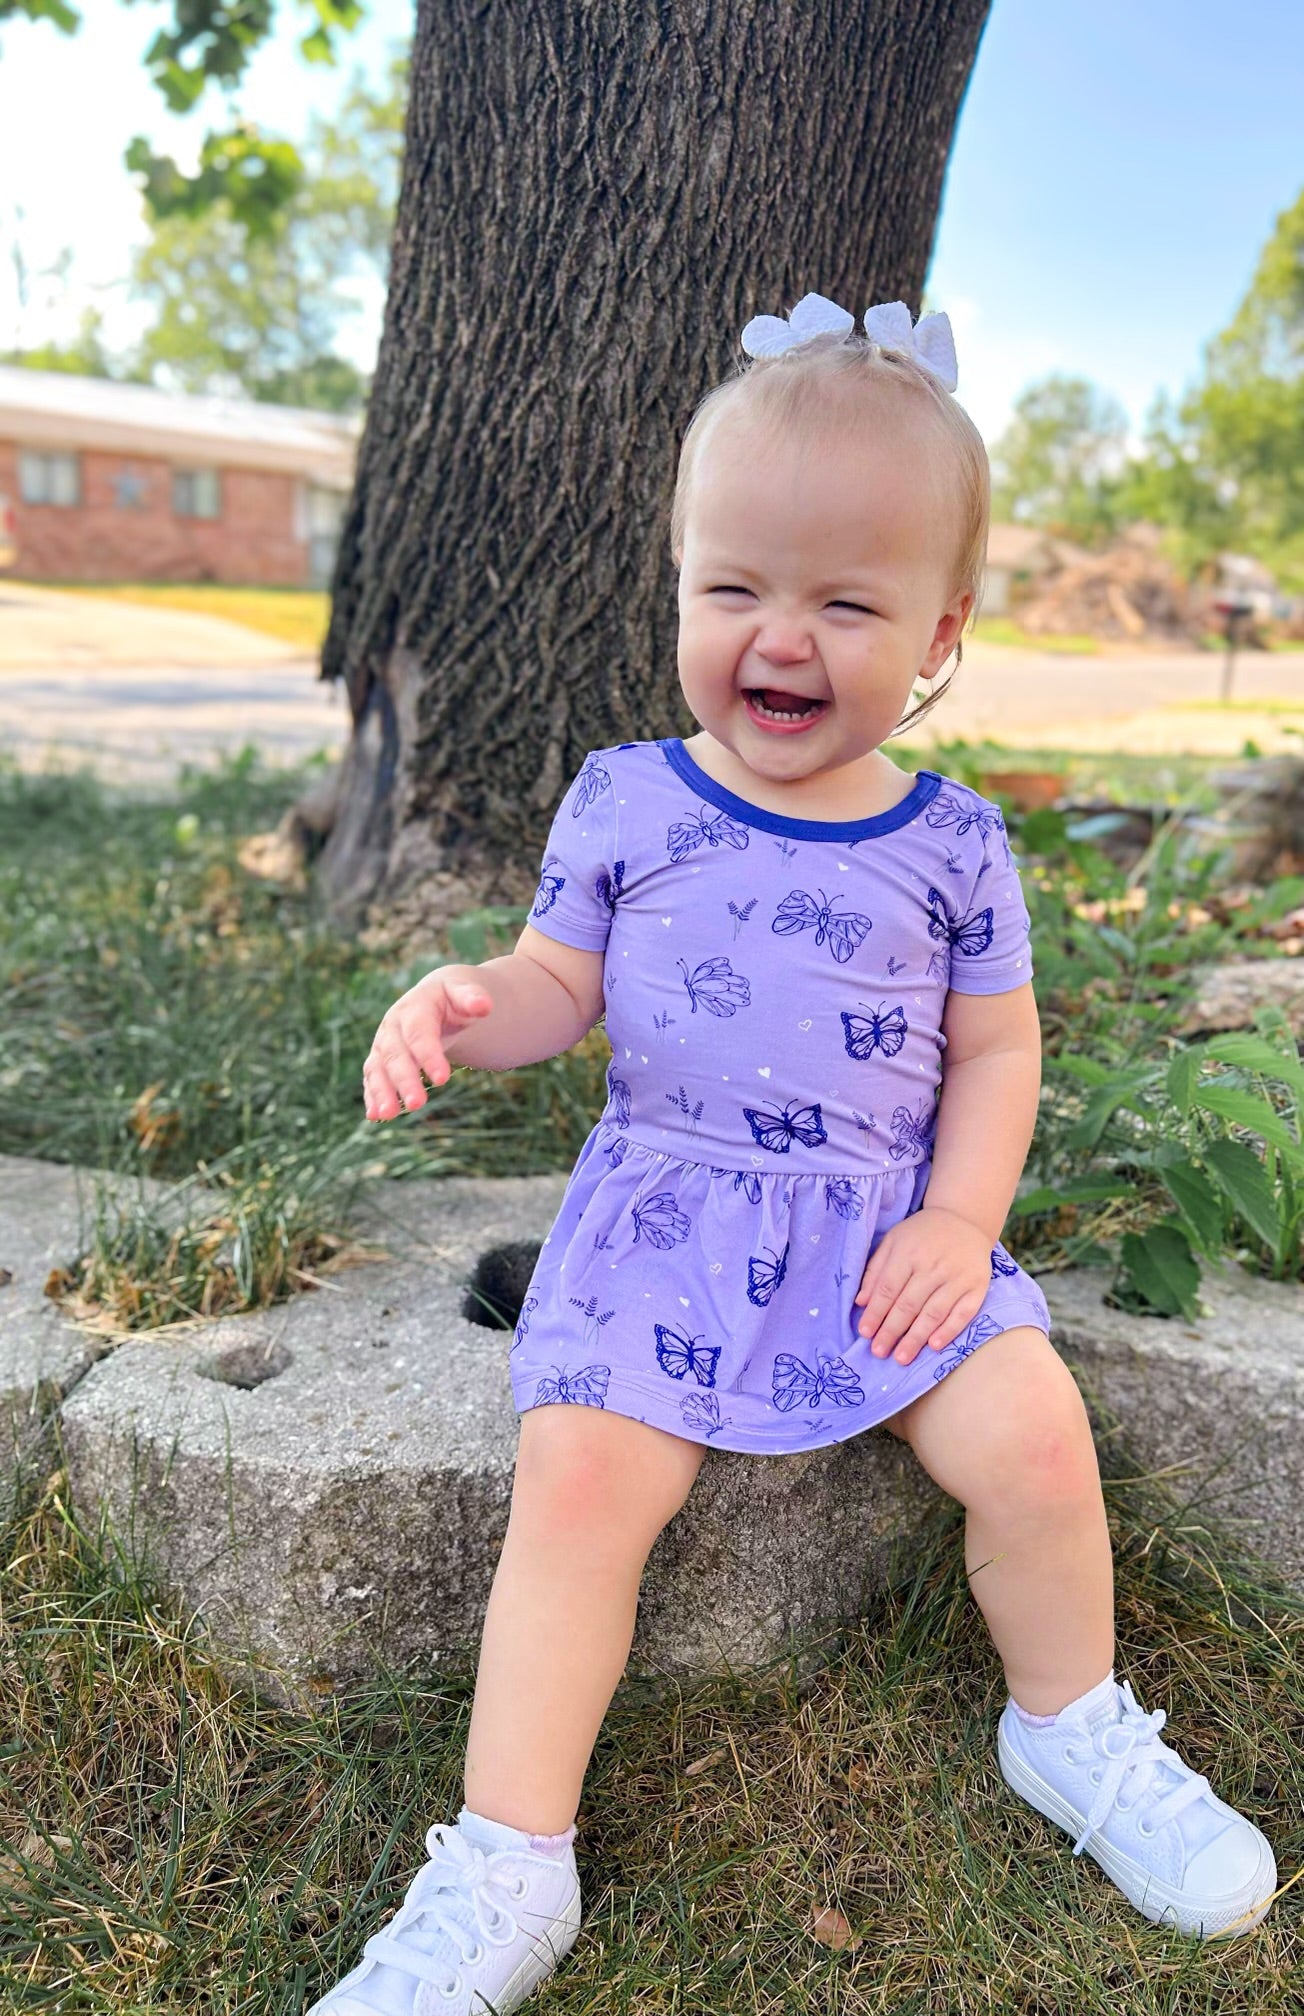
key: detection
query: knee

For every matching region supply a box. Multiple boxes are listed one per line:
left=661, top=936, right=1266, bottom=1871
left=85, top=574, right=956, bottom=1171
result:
left=511, top=1417, right=695, bottom=1552
left=990, top=1379, right=1101, bottom=1516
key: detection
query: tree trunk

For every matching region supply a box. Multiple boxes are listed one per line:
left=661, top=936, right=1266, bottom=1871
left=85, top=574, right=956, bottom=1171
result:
left=317, top=0, right=991, bottom=939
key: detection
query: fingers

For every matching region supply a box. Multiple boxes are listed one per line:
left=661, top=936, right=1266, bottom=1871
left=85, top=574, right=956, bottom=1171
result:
left=867, top=1280, right=959, bottom=1364
left=363, top=978, right=493, bottom=1121
left=364, top=1030, right=431, bottom=1120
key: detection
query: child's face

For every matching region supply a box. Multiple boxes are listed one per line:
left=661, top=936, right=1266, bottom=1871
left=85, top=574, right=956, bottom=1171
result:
left=675, top=411, right=971, bottom=785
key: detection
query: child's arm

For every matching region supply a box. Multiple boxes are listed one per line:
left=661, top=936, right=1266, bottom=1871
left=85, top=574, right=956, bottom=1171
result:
left=363, top=925, right=605, bottom=1119
left=923, top=980, right=1042, bottom=1240
left=853, top=980, right=1041, bottom=1365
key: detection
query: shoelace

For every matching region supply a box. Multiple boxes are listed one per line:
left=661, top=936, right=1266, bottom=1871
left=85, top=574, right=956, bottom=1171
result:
left=359, top=1823, right=526, bottom=1999
left=1068, top=1680, right=1212, bottom=1858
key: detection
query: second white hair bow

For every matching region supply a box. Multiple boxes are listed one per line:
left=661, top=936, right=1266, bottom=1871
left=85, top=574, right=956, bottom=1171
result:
left=740, top=290, right=958, bottom=392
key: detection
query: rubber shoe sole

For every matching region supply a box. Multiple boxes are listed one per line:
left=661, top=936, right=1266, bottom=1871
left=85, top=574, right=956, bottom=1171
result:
left=998, top=1721, right=1276, bottom=1940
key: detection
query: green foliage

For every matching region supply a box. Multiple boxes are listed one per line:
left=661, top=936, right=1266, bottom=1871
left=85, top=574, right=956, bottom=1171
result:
left=0, top=0, right=79, bottom=27
left=1009, top=796, right=1304, bottom=1312
left=0, top=306, right=130, bottom=378
left=988, top=374, right=1131, bottom=546
left=1121, top=187, right=1304, bottom=590
left=129, top=54, right=405, bottom=406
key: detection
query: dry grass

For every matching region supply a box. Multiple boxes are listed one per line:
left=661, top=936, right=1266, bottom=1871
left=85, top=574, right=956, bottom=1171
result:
left=2, top=1437, right=1300, bottom=2013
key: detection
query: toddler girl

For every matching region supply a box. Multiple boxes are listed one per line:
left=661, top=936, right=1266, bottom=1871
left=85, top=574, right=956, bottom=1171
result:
left=322, top=294, right=1277, bottom=2014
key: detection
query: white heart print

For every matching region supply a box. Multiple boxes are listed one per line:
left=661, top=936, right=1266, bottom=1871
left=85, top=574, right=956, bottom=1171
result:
left=757, top=1066, right=771, bottom=1078
left=709, top=1262, right=722, bottom=1274
left=798, top=1019, right=812, bottom=1030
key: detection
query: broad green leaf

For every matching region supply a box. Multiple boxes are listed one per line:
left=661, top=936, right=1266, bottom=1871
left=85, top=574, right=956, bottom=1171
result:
left=1159, top=1159, right=1225, bottom=1254
left=1114, top=1223, right=1202, bottom=1320
left=1203, top=1032, right=1304, bottom=1101
left=1202, top=1138, right=1285, bottom=1257
left=1011, top=1178, right=1132, bottom=1216
left=1194, top=1083, right=1304, bottom=1166
left=1165, top=1047, right=1200, bottom=1116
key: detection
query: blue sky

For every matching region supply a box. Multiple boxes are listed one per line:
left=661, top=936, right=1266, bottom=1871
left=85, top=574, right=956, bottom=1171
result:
left=0, top=0, right=1299, bottom=446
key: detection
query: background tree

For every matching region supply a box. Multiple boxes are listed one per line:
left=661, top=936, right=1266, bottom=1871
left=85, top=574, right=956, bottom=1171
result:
left=0, top=0, right=365, bottom=234
left=1121, top=187, right=1304, bottom=590
left=988, top=373, right=1130, bottom=547
left=130, top=54, right=404, bottom=408
left=315, top=0, right=994, bottom=935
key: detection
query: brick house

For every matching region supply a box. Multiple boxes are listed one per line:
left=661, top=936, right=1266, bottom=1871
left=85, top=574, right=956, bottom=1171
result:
left=0, top=366, right=360, bottom=587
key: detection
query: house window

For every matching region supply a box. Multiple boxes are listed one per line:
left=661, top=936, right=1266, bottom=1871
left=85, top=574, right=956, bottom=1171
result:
left=172, top=468, right=221, bottom=519
left=19, top=449, right=81, bottom=507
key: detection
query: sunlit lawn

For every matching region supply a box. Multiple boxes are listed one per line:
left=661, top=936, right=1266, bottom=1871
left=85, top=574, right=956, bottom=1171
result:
left=38, top=581, right=331, bottom=653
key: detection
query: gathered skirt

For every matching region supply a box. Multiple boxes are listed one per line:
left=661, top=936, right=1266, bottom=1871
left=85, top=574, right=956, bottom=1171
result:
left=508, top=1121, right=1052, bottom=1454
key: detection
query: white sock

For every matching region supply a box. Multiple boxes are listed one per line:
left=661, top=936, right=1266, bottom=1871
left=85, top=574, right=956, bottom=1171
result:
left=1010, top=1668, right=1116, bottom=1728
left=458, top=1804, right=577, bottom=1860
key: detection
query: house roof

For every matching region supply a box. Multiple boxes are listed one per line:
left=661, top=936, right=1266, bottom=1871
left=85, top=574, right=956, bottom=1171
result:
left=0, top=366, right=360, bottom=486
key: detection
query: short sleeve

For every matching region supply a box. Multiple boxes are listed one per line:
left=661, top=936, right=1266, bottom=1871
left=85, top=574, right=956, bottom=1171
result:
left=526, top=748, right=620, bottom=953
left=945, top=807, right=1036, bottom=994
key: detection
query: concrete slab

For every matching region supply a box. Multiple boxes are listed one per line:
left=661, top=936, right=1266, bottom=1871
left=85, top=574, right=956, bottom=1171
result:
left=9, top=1150, right=1297, bottom=1711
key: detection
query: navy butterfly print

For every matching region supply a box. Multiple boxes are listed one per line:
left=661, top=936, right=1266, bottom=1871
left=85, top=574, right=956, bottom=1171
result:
left=534, top=1364, right=611, bottom=1407
left=771, top=1351, right=866, bottom=1411
left=931, top=1312, right=1003, bottom=1382
left=710, top=1165, right=764, bottom=1203
left=742, top=1098, right=828, bottom=1155
left=595, top=860, right=626, bottom=910
left=924, top=789, right=1002, bottom=841
left=667, top=804, right=750, bottom=863
left=678, top=955, right=752, bottom=1017
left=680, top=1391, right=729, bottom=1439
left=824, top=1178, right=864, bottom=1222
left=654, top=1323, right=722, bottom=1387
left=772, top=888, right=872, bottom=964
left=888, top=1101, right=935, bottom=1161
left=572, top=753, right=612, bottom=813
left=926, top=885, right=995, bottom=958
left=746, top=1240, right=789, bottom=1307
left=630, top=1190, right=691, bottom=1250
left=531, top=855, right=564, bottom=919
left=990, top=1242, right=1019, bottom=1278
left=840, top=1000, right=909, bottom=1060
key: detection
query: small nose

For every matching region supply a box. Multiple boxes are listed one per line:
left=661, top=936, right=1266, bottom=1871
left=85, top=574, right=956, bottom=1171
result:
left=753, top=615, right=814, bottom=665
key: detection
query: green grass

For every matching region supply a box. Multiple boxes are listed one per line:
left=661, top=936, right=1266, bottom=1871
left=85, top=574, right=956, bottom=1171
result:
left=971, top=616, right=1101, bottom=654
left=2, top=1432, right=1299, bottom=2011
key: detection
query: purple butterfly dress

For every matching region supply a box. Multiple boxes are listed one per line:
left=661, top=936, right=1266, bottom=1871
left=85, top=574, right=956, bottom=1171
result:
left=509, top=739, right=1052, bottom=1453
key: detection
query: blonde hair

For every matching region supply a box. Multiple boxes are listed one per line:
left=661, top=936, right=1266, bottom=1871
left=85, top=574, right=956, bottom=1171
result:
left=670, top=331, right=991, bottom=736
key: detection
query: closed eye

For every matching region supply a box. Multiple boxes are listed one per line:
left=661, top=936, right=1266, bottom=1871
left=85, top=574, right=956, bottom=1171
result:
left=708, top=587, right=875, bottom=614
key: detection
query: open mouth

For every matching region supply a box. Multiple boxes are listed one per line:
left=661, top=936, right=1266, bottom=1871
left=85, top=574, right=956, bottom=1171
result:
left=744, top=688, right=830, bottom=725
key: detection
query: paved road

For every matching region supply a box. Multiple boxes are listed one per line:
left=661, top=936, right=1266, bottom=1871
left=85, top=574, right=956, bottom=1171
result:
left=2, top=585, right=1302, bottom=784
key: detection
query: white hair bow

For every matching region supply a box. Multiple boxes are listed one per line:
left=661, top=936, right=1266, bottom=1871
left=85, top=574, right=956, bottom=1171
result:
left=739, top=290, right=958, bottom=392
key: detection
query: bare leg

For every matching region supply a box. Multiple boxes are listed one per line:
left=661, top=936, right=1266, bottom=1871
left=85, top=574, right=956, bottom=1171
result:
left=884, top=1326, right=1115, bottom=1714
left=463, top=1404, right=707, bottom=1835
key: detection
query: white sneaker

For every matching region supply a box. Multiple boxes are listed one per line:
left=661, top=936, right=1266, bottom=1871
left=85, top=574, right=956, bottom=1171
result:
left=998, top=1673, right=1277, bottom=1939
left=307, top=1808, right=582, bottom=2015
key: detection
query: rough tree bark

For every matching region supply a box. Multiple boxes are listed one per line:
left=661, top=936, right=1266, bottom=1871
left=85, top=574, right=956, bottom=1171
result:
left=316, top=0, right=992, bottom=939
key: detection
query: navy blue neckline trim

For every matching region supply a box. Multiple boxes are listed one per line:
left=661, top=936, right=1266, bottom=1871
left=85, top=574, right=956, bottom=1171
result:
left=659, top=738, right=943, bottom=840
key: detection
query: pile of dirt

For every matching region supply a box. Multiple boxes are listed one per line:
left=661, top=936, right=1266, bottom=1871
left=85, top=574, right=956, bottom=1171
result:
left=1013, top=525, right=1205, bottom=646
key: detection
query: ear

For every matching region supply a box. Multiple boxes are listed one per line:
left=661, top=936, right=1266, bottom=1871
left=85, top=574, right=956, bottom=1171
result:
left=918, top=589, right=974, bottom=681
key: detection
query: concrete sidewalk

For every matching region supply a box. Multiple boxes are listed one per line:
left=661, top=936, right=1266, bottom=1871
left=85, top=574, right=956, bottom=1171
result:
left=2, top=585, right=1303, bottom=782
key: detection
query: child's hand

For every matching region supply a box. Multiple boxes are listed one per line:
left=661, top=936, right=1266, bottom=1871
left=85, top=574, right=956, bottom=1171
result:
left=852, top=1207, right=992, bottom=1366
left=362, top=969, right=494, bottom=1121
